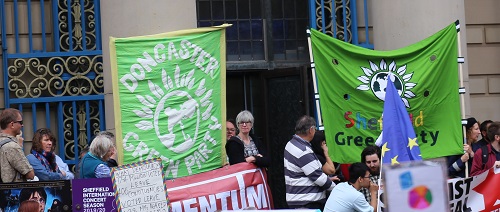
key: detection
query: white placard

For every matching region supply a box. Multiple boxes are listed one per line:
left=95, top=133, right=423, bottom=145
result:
left=383, top=161, right=448, bottom=212
left=112, top=158, right=169, bottom=212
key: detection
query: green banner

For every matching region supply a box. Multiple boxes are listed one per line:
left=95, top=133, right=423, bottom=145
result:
left=310, top=22, right=462, bottom=164
left=110, top=26, right=228, bottom=178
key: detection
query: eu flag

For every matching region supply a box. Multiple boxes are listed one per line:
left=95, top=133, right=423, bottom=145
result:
left=380, top=74, right=422, bottom=165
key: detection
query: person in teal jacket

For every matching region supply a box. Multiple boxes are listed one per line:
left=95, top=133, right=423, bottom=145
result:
left=80, top=135, right=116, bottom=178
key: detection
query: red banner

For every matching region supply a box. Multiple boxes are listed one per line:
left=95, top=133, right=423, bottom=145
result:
left=165, top=163, right=273, bottom=211
left=448, top=167, right=500, bottom=212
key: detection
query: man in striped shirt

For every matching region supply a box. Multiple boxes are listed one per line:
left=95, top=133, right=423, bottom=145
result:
left=284, top=115, right=335, bottom=210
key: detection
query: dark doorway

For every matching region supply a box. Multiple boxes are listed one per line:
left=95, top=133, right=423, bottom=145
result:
left=262, top=68, right=309, bottom=208
left=225, top=67, right=311, bottom=209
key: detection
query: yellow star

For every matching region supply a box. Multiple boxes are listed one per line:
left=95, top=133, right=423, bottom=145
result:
left=407, top=137, right=418, bottom=150
left=381, top=142, right=390, bottom=158
left=391, top=155, right=400, bottom=165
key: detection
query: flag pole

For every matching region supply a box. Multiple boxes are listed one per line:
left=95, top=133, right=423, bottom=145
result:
left=455, top=20, right=469, bottom=177
left=306, top=29, right=324, bottom=130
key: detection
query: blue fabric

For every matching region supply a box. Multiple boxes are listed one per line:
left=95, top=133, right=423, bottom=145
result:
left=380, top=76, right=422, bottom=164
left=55, top=155, right=74, bottom=180
left=80, top=153, right=107, bottom=179
left=95, top=164, right=111, bottom=178
left=27, top=154, right=64, bottom=181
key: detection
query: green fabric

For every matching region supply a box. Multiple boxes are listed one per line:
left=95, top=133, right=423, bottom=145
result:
left=111, top=28, right=226, bottom=178
left=310, top=22, right=462, bottom=163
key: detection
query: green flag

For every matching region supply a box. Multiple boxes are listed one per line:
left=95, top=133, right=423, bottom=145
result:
left=110, top=25, right=229, bottom=178
left=310, top=22, right=462, bottom=163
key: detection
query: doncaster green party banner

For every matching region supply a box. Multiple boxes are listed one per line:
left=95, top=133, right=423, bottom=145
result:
left=110, top=25, right=229, bottom=178
left=310, top=22, right=462, bottom=163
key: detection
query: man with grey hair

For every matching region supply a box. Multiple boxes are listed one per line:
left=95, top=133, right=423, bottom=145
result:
left=284, top=115, right=335, bottom=210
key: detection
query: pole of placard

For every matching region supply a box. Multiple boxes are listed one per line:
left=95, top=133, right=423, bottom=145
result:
left=456, top=20, right=469, bottom=177
left=306, top=29, right=324, bottom=130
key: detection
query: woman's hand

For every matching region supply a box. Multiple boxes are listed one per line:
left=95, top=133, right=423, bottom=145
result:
left=321, top=141, right=328, bottom=154
left=460, top=153, right=469, bottom=162
left=330, top=176, right=340, bottom=182
left=464, top=144, right=474, bottom=157
left=246, top=156, right=256, bottom=163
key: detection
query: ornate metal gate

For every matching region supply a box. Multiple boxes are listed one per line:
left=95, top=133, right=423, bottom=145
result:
left=309, top=0, right=373, bottom=49
left=0, top=0, right=104, bottom=168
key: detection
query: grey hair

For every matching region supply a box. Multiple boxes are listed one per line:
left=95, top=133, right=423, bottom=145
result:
left=236, top=110, right=254, bottom=127
left=295, top=115, right=316, bottom=135
left=96, top=131, right=115, bottom=140
left=89, top=135, right=115, bottom=159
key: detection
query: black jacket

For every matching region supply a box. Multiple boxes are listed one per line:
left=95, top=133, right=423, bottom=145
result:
left=226, top=135, right=269, bottom=167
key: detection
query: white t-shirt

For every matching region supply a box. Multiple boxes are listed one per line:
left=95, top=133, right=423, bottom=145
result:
left=324, top=182, right=374, bottom=212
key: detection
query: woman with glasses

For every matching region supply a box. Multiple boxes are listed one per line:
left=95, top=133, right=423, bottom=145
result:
left=226, top=110, right=269, bottom=167
left=26, top=128, right=67, bottom=180
left=19, top=188, right=47, bottom=212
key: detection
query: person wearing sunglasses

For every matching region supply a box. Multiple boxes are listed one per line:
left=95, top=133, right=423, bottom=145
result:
left=0, top=108, right=34, bottom=182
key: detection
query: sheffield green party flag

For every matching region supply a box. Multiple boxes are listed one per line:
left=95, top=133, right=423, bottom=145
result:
left=110, top=25, right=229, bottom=178
left=310, top=22, right=462, bottom=163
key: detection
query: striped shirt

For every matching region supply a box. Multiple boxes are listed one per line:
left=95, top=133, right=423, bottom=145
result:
left=284, top=135, right=335, bottom=207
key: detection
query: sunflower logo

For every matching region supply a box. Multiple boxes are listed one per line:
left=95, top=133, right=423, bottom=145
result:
left=356, top=59, right=416, bottom=108
left=133, top=65, right=216, bottom=154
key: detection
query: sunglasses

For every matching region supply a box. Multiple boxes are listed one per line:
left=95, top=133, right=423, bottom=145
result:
left=13, top=120, right=23, bottom=125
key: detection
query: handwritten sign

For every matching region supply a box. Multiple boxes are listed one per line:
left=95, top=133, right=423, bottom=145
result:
left=111, top=159, right=170, bottom=212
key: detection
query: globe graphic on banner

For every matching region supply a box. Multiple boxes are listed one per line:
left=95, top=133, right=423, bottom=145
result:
left=408, top=185, right=432, bottom=209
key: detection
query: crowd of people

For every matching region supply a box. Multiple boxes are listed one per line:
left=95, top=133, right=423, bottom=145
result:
left=225, top=113, right=500, bottom=211
left=0, top=108, right=118, bottom=211
left=447, top=117, right=500, bottom=178
left=1, top=105, right=499, bottom=211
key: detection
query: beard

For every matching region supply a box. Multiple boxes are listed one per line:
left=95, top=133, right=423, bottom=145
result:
left=370, top=167, right=380, bottom=175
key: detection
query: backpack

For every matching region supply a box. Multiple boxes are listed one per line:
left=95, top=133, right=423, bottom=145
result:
left=480, top=145, right=489, bottom=169
left=0, top=137, right=16, bottom=183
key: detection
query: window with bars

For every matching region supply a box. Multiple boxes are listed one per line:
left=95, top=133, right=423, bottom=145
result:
left=196, top=0, right=309, bottom=63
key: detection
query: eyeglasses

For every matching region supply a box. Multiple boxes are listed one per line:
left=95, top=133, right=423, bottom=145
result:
left=13, top=120, right=23, bottom=125
left=29, top=197, right=45, bottom=204
left=238, top=121, right=252, bottom=126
